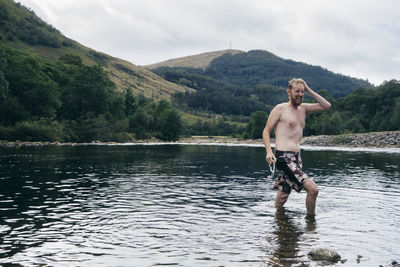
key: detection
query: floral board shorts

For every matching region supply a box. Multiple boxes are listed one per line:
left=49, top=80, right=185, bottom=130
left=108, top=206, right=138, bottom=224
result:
left=273, top=150, right=309, bottom=194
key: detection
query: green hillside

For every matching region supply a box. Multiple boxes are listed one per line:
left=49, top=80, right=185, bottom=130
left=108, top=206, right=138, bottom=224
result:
left=205, top=50, right=372, bottom=97
left=152, top=49, right=373, bottom=98
left=0, top=0, right=191, bottom=99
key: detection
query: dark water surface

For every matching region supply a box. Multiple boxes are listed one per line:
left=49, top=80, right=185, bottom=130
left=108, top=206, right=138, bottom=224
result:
left=0, top=144, right=399, bottom=266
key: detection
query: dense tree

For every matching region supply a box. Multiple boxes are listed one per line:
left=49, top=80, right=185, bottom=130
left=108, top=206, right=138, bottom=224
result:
left=0, top=45, right=8, bottom=97
left=243, top=111, right=268, bottom=139
left=155, top=107, right=181, bottom=141
left=61, top=65, right=115, bottom=120
left=0, top=44, right=11, bottom=124
left=5, top=50, right=61, bottom=121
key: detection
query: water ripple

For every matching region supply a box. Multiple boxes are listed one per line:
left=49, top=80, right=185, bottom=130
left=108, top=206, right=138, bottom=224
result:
left=0, top=145, right=399, bottom=266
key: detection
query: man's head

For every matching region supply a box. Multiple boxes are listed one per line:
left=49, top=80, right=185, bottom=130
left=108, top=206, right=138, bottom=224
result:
left=287, top=78, right=305, bottom=107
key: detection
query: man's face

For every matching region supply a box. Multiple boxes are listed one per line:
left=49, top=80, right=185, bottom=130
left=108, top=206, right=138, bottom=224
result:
left=288, top=83, right=305, bottom=107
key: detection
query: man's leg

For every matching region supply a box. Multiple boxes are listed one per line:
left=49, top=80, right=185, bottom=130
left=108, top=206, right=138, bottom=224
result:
left=274, top=190, right=289, bottom=208
left=303, top=179, right=319, bottom=214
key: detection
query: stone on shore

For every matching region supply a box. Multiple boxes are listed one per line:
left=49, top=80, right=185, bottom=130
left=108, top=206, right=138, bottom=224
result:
left=308, top=248, right=341, bottom=263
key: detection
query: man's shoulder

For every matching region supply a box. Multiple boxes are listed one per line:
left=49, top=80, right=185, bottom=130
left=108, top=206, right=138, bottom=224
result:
left=270, top=103, right=288, bottom=117
left=275, top=103, right=288, bottom=108
left=274, top=103, right=288, bottom=111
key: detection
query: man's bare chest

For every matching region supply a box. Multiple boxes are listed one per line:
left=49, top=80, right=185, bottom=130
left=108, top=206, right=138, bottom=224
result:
left=280, top=108, right=306, bottom=129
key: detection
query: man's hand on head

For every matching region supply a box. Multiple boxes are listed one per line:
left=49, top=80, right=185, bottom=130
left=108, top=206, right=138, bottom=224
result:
left=299, top=79, right=311, bottom=92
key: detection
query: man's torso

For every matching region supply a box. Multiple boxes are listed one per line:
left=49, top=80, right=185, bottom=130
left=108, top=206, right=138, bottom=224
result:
left=274, top=103, right=306, bottom=152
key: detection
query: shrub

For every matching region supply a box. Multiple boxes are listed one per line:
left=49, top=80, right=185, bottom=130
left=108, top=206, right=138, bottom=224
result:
left=14, top=118, right=64, bottom=141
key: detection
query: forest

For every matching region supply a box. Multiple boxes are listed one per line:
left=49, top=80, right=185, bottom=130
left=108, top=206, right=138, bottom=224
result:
left=0, top=44, right=182, bottom=142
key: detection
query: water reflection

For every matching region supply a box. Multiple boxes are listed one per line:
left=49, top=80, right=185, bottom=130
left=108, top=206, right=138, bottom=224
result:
left=305, top=214, right=317, bottom=233
left=267, top=208, right=316, bottom=266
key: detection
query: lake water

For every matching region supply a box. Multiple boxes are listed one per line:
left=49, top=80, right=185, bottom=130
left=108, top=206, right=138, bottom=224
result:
left=0, top=144, right=399, bottom=266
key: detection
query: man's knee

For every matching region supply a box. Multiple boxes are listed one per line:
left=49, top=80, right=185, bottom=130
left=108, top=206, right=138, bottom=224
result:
left=304, top=180, right=319, bottom=198
left=309, top=186, right=319, bottom=198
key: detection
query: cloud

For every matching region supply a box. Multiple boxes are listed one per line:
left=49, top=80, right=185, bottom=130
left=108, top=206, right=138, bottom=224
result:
left=18, top=0, right=400, bottom=85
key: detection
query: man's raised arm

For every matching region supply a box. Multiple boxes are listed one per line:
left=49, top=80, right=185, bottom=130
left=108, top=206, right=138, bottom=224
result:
left=302, top=80, right=331, bottom=113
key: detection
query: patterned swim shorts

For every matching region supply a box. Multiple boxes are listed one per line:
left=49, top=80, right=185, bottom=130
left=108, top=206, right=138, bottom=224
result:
left=273, top=150, right=309, bottom=194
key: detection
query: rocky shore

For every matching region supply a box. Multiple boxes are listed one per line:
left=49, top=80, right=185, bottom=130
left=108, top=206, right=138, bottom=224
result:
left=1, top=131, right=399, bottom=148
left=300, top=131, right=400, bottom=148
left=174, top=131, right=400, bottom=148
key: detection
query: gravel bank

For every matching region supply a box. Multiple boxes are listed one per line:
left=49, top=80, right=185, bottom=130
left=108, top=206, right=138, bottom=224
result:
left=300, top=131, right=400, bottom=148
left=1, top=131, right=399, bottom=148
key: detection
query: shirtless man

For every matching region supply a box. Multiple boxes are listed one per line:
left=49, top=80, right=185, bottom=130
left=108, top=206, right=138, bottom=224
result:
left=263, top=78, right=331, bottom=214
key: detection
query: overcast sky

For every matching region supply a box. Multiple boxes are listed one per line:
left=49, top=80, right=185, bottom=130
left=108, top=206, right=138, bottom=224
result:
left=18, top=0, right=400, bottom=85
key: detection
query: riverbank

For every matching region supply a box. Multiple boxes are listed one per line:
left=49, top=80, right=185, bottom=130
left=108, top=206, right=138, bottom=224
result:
left=1, top=131, right=399, bottom=148
left=126, top=131, right=400, bottom=148
left=300, top=131, right=400, bottom=148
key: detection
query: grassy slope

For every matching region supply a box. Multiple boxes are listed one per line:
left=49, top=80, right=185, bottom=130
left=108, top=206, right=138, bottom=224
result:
left=0, top=0, right=192, bottom=100
left=145, top=49, right=243, bottom=70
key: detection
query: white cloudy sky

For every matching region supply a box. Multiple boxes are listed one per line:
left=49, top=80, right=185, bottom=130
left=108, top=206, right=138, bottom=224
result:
left=18, top=0, right=400, bottom=85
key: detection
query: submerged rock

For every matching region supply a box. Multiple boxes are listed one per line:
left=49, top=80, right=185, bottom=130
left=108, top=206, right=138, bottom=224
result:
left=308, top=248, right=341, bottom=263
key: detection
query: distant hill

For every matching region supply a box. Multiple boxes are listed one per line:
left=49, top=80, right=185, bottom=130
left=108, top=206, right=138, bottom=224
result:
left=151, top=50, right=375, bottom=117
left=0, top=0, right=190, bottom=99
left=151, top=49, right=373, bottom=98
left=205, top=50, right=373, bottom=97
left=145, top=49, right=243, bottom=70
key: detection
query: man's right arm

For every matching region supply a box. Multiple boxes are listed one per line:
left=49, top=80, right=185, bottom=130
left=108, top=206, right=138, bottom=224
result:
left=263, top=105, right=281, bottom=163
